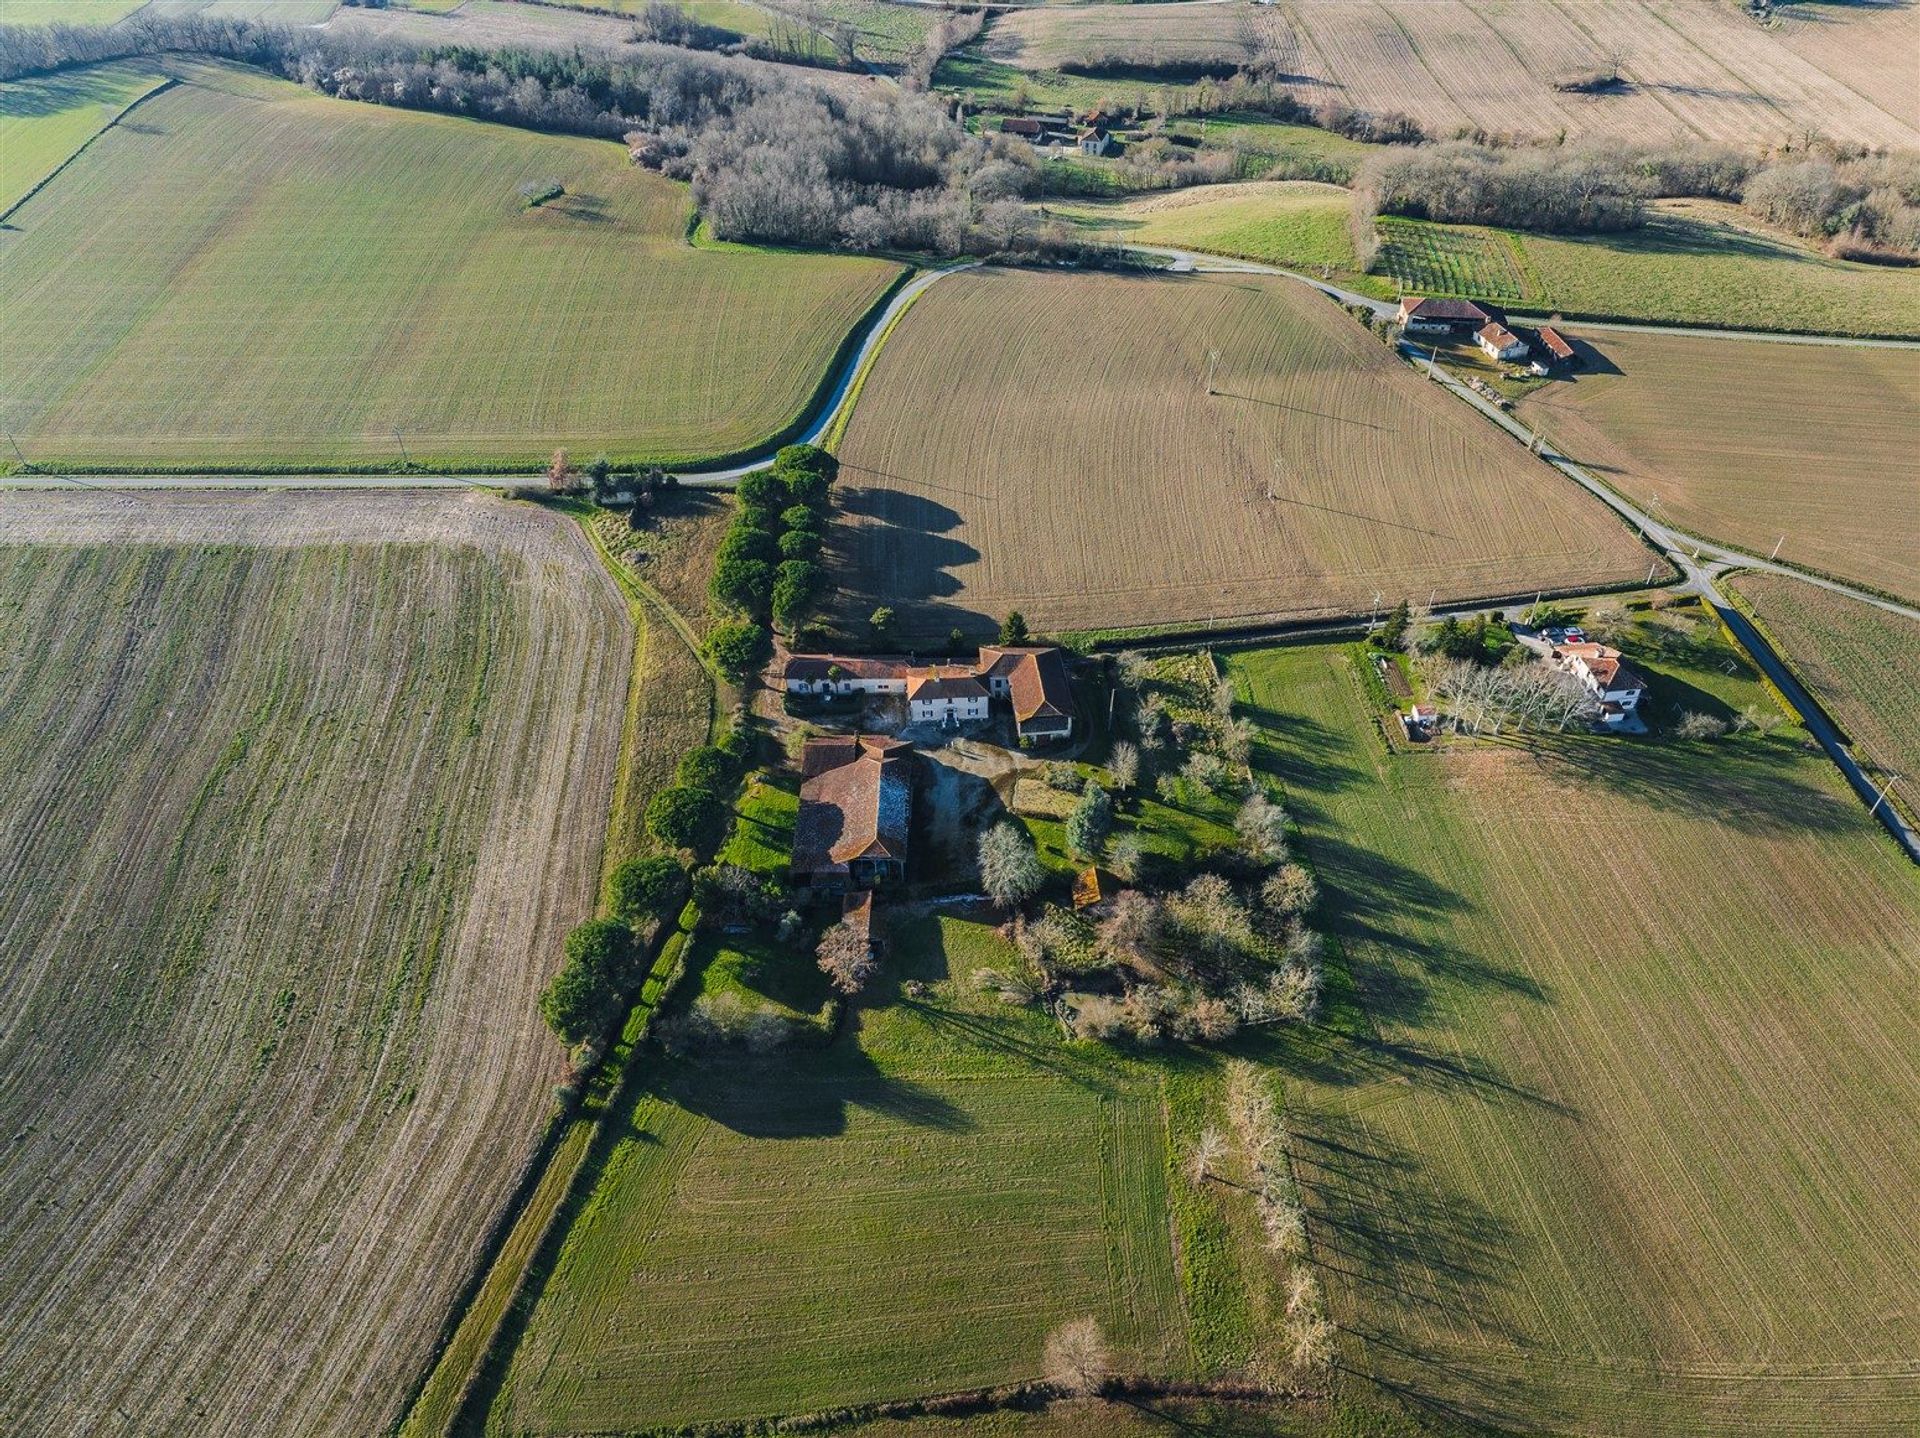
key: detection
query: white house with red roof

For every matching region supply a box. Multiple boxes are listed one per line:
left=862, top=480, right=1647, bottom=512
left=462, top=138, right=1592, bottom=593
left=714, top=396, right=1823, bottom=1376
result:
left=1476, top=321, right=1528, bottom=362
left=1553, top=641, right=1649, bottom=729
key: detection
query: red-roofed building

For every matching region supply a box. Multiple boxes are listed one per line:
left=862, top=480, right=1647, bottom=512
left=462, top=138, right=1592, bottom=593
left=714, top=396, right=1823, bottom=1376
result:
left=1529, top=325, right=1578, bottom=375
left=1552, top=641, right=1648, bottom=727
left=907, top=668, right=990, bottom=727
left=793, top=736, right=914, bottom=888
left=977, top=645, right=1078, bottom=741
left=1476, top=321, right=1528, bottom=362
left=784, top=645, right=1079, bottom=742
left=1396, top=296, right=1493, bottom=333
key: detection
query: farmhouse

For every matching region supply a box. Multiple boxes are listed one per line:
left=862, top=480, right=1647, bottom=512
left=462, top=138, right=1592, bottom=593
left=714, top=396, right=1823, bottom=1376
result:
left=1078, top=129, right=1118, bottom=157
left=1530, top=325, right=1577, bottom=375
left=793, top=735, right=913, bottom=888
left=1000, top=116, right=1044, bottom=138
left=978, top=645, right=1078, bottom=741
left=1553, top=641, right=1649, bottom=728
left=1477, top=322, right=1529, bottom=362
left=907, top=669, right=990, bottom=727
left=1396, top=296, right=1493, bottom=334
left=784, top=654, right=911, bottom=698
left=783, top=645, right=1079, bottom=741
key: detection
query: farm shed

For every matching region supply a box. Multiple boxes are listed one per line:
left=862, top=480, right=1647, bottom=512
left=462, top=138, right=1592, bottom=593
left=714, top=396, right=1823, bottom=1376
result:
left=1530, top=326, right=1577, bottom=375
left=1396, top=296, right=1493, bottom=334
left=793, top=736, right=914, bottom=889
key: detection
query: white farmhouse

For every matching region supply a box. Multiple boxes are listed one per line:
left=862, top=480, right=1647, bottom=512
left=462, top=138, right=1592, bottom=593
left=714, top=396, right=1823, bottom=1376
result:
left=1553, top=641, right=1649, bottom=729
left=1476, top=321, right=1529, bottom=363
left=907, top=670, right=990, bottom=727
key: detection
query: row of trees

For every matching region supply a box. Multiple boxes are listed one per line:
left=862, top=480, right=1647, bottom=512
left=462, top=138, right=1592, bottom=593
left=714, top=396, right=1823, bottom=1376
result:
left=704, top=444, right=838, bottom=675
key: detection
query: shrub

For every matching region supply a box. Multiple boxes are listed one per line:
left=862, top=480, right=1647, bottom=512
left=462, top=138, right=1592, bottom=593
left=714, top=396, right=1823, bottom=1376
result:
left=715, top=522, right=778, bottom=568
left=676, top=744, right=733, bottom=792
left=817, top=921, right=879, bottom=995
left=609, top=854, right=684, bottom=926
left=1673, top=710, right=1728, bottom=741
left=780, top=503, right=822, bottom=535
left=646, top=784, right=717, bottom=850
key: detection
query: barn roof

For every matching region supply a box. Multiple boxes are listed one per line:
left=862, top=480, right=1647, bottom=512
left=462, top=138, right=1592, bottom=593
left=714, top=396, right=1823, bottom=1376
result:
left=1537, top=326, right=1576, bottom=360
left=794, top=741, right=913, bottom=875
left=785, top=653, right=912, bottom=683
left=1401, top=296, right=1491, bottom=323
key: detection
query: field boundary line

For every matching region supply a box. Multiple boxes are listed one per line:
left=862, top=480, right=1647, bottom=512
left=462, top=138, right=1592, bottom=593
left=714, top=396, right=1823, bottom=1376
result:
left=0, top=72, right=178, bottom=227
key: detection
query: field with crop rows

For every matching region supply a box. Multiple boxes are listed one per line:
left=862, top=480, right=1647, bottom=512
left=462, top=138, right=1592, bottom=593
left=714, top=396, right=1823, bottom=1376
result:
left=0, top=62, right=899, bottom=469
left=985, top=3, right=1287, bottom=74
left=1060, top=181, right=1356, bottom=274
left=831, top=267, right=1652, bottom=639
left=1517, top=331, right=1920, bottom=602
left=1231, top=638, right=1920, bottom=1434
left=1376, top=217, right=1532, bottom=303
left=1730, top=575, right=1920, bottom=825
left=493, top=911, right=1191, bottom=1432
left=1275, top=0, right=1918, bottom=150
left=0, top=492, right=630, bottom=1438
left=0, top=58, right=167, bottom=214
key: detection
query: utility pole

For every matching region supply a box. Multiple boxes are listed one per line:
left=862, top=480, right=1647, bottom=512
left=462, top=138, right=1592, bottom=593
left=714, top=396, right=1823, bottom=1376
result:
left=1868, top=773, right=1900, bottom=818
left=5, top=430, right=30, bottom=473
left=394, top=430, right=412, bottom=471
left=1647, top=562, right=1657, bottom=586
left=1770, top=534, right=1786, bottom=560
left=1204, top=348, right=1219, bottom=396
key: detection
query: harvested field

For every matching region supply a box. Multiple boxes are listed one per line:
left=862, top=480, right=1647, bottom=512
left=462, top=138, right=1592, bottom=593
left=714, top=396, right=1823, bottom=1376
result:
left=0, top=58, right=168, bottom=215
left=1059, top=181, right=1356, bottom=273
left=0, top=491, right=631, bottom=1438
left=0, top=0, right=143, bottom=21
left=985, top=3, right=1288, bottom=75
left=1730, top=575, right=1920, bottom=824
left=0, top=62, right=899, bottom=469
left=831, top=267, right=1653, bottom=639
left=1274, top=0, right=1919, bottom=150
left=1516, top=330, right=1920, bottom=602
left=1233, top=638, right=1920, bottom=1435
left=494, top=911, right=1191, bottom=1432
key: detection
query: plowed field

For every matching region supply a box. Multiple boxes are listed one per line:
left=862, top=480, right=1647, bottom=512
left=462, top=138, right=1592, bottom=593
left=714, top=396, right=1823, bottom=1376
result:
left=0, top=492, right=630, bottom=1438
left=832, top=267, right=1652, bottom=639
left=1516, top=330, right=1920, bottom=603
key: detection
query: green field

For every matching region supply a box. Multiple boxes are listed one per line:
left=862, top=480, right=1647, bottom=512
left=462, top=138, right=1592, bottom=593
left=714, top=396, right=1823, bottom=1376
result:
left=1229, top=638, right=1920, bottom=1434
left=1057, top=181, right=1356, bottom=274
left=0, top=62, right=900, bottom=469
left=492, top=909, right=1193, bottom=1432
left=0, top=0, right=143, bottom=21
left=1372, top=204, right=1920, bottom=336
left=0, top=58, right=168, bottom=214
left=1730, top=575, right=1920, bottom=826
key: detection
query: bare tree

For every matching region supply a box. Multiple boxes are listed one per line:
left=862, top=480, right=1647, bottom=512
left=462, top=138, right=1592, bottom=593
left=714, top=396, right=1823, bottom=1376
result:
left=1041, top=1316, right=1110, bottom=1396
left=1108, top=741, right=1140, bottom=794
left=1235, top=792, right=1289, bottom=861
left=1287, top=1314, right=1336, bottom=1372
left=1098, top=889, right=1161, bottom=967
left=1261, top=863, right=1318, bottom=918
left=816, top=921, right=878, bottom=995
left=1186, top=1125, right=1228, bottom=1186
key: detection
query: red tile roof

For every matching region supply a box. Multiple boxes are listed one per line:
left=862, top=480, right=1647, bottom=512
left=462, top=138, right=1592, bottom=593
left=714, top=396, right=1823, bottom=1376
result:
left=785, top=654, right=912, bottom=683
left=1477, top=322, right=1522, bottom=350
left=1400, top=296, right=1492, bottom=324
left=794, top=741, right=914, bottom=876
left=908, top=669, right=988, bottom=701
left=978, top=645, right=1076, bottom=724
left=1538, top=325, right=1575, bottom=360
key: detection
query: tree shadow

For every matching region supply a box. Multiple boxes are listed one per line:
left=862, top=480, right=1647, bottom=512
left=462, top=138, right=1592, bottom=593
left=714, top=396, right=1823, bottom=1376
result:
left=828, top=480, right=992, bottom=640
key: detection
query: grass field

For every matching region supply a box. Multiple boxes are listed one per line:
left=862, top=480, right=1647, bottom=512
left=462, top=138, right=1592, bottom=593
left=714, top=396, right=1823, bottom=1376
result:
left=491, top=910, right=1193, bottom=1432
left=983, top=3, right=1284, bottom=75
left=830, top=267, right=1652, bottom=640
left=1277, top=0, right=1918, bottom=150
left=0, top=0, right=143, bottom=21
left=1057, top=181, right=1356, bottom=274
left=0, top=62, right=900, bottom=469
left=0, top=58, right=168, bottom=214
left=1516, top=331, right=1920, bottom=602
left=1729, top=575, right=1920, bottom=826
left=1230, top=637, right=1920, bottom=1434
left=0, top=491, right=630, bottom=1438
left=1370, top=206, right=1920, bottom=337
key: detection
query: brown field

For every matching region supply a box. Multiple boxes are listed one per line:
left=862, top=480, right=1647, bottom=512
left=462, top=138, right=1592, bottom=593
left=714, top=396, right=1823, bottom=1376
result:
left=830, top=267, right=1653, bottom=639
left=984, top=3, right=1286, bottom=72
left=1265, top=0, right=1920, bottom=149
left=0, top=492, right=630, bottom=1438
left=1731, top=574, right=1920, bottom=822
left=1516, top=330, right=1920, bottom=604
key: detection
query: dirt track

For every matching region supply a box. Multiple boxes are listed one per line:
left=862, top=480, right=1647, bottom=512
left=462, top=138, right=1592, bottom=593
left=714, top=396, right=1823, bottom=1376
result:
left=0, top=491, right=631, bottom=1437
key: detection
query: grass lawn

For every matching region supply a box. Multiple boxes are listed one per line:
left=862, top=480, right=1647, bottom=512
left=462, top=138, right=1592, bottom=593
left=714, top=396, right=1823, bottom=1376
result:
left=1228, top=637, right=1920, bottom=1435
left=0, top=61, right=900, bottom=470
left=0, top=58, right=169, bottom=214
left=1054, top=182, right=1356, bottom=275
left=491, top=909, right=1194, bottom=1433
